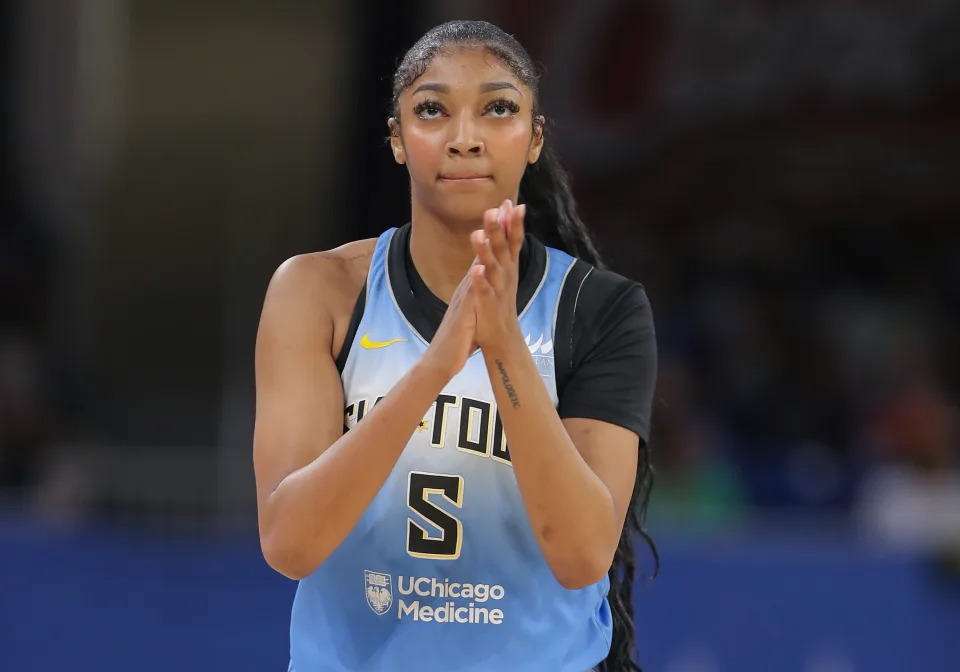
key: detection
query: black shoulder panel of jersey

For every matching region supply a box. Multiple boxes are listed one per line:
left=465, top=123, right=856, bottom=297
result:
left=335, top=281, right=367, bottom=375
left=555, top=264, right=657, bottom=444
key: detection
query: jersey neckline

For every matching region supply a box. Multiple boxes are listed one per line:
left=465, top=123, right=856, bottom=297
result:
left=387, top=222, right=547, bottom=344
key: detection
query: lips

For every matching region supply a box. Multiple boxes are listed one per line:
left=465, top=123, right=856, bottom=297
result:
left=438, top=173, right=492, bottom=181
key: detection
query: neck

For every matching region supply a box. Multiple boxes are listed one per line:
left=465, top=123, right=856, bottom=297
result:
left=408, top=203, right=482, bottom=304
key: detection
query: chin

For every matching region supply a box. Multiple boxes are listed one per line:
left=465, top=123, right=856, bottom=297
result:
left=434, top=195, right=497, bottom=226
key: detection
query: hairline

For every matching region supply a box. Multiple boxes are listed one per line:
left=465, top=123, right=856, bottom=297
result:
left=410, top=81, right=524, bottom=97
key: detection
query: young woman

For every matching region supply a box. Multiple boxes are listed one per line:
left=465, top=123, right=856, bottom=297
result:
left=254, top=20, right=657, bottom=672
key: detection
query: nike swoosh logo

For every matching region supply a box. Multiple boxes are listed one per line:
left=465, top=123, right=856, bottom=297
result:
left=360, top=333, right=407, bottom=349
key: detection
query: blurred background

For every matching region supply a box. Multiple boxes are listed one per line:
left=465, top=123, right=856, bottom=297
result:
left=2, top=0, right=959, bottom=670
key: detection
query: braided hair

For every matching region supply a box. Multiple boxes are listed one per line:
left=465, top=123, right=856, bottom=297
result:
left=391, top=20, right=657, bottom=671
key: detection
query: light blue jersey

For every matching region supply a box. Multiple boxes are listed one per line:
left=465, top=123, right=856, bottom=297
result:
left=289, top=226, right=611, bottom=672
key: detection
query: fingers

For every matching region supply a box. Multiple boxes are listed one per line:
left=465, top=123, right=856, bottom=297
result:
left=471, top=229, right=505, bottom=292
left=485, top=202, right=512, bottom=264
left=470, top=229, right=491, bottom=263
left=471, top=199, right=524, bottom=299
left=509, top=203, right=525, bottom=258
left=470, top=263, right=497, bottom=308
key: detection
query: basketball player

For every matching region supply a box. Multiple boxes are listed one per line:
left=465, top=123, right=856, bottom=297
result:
left=254, top=21, right=657, bottom=672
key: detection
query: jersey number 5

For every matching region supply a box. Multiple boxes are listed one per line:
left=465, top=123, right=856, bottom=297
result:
left=406, top=471, right=463, bottom=560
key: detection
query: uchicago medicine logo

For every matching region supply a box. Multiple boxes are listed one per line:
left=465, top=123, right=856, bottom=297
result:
left=364, top=570, right=506, bottom=624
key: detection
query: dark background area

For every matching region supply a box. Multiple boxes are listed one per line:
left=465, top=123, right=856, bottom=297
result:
left=2, top=1, right=959, bottom=670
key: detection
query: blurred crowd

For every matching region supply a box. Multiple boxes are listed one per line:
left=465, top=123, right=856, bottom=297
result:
left=631, top=204, right=960, bottom=549
left=0, top=182, right=55, bottom=497
left=589, top=117, right=960, bottom=549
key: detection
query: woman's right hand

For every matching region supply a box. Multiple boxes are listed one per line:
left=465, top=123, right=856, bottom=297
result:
left=425, top=261, right=483, bottom=380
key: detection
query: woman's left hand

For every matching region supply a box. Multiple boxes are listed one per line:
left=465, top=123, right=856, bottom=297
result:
left=470, top=199, right=526, bottom=350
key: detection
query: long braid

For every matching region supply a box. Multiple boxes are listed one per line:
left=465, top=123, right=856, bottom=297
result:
left=518, top=139, right=604, bottom=268
left=599, top=446, right=657, bottom=672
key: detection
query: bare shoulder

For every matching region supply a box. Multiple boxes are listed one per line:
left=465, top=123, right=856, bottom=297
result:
left=269, top=238, right=375, bottom=297
left=261, top=238, right=377, bottom=354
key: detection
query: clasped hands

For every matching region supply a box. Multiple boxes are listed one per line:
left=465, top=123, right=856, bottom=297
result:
left=467, top=199, right=526, bottom=350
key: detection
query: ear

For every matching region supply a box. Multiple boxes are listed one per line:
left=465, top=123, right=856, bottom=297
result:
left=388, top=117, right=406, bottom=165
left=528, top=115, right=545, bottom=164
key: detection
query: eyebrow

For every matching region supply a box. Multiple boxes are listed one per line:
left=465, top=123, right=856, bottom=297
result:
left=411, top=81, right=522, bottom=96
left=480, top=81, right=522, bottom=95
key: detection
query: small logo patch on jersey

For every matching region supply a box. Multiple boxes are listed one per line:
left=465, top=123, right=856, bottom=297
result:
left=525, top=334, right=553, bottom=355
left=360, top=333, right=407, bottom=350
left=364, top=570, right=393, bottom=615
left=525, top=334, right=554, bottom=378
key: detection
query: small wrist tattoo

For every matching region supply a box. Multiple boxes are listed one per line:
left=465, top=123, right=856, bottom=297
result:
left=495, top=359, right=521, bottom=409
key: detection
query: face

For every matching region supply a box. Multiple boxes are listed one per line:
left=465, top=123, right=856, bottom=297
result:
left=390, top=47, right=543, bottom=225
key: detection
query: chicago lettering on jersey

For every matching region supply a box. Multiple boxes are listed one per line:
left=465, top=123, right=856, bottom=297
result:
left=344, top=395, right=512, bottom=465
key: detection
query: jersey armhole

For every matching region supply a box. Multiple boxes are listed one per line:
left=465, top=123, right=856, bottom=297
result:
left=335, top=280, right=367, bottom=374
left=554, top=262, right=593, bottom=400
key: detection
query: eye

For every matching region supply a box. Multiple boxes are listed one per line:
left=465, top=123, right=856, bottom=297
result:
left=485, top=98, right=521, bottom=118
left=413, top=99, right=446, bottom=120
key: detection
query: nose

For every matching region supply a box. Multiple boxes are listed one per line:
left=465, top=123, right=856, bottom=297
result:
left=445, top=113, right=484, bottom=156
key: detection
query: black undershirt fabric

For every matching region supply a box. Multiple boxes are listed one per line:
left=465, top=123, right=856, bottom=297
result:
left=402, top=232, right=657, bottom=444
left=402, top=233, right=533, bottom=327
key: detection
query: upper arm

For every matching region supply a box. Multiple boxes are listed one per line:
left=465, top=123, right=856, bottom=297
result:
left=558, top=274, right=658, bottom=547
left=253, top=255, right=346, bottom=523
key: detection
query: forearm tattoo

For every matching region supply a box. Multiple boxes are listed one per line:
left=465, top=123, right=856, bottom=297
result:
left=495, top=359, right=521, bottom=409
